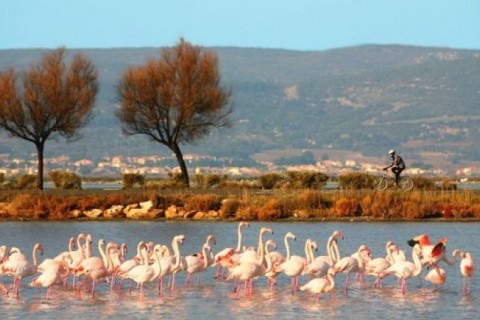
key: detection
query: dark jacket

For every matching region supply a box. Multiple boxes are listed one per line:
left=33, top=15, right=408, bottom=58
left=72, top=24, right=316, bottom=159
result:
left=385, top=154, right=406, bottom=170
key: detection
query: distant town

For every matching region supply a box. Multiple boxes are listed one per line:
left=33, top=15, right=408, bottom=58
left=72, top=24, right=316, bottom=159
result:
left=1, top=152, right=478, bottom=180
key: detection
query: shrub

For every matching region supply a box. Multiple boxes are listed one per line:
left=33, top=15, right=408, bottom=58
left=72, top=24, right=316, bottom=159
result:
left=258, top=173, right=285, bottom=190
left=440, top=179, right=457, bottom=190
left=257, top=198, right=283, bottom=220
left=16, top=174, right=37, bottom=189
left=295, top=190, right=330, bottom=210
left=338, top=172, right=376, bottom=189
left=285, top=171, right=329, bottom=189
left=411, top=176, right=435, bottom=190
left=0, top=173, right=4, bottom=184
left=333, top=197, right=361, bottom=217
left=195, top=174, right=227, bottom=188
left=219, top=198, right=241, bottom=219
left=185, top=194, right=222, bottom=212
left=235, top=204, right=258, bottom=220
left=122, top=173, right=145, bottom=190
left=49, top=170, right=82, bottom=189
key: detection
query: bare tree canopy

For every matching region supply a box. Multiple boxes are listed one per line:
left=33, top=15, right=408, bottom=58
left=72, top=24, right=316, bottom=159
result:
left=116, top=38, right=232, bottom=187
left=0, top=47, right=98, bottom=189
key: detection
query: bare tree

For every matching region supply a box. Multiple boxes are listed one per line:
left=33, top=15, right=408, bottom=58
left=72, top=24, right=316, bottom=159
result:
left=0, top=48, right=98, bottom=189
left=116, top=39, right=232, bottom=187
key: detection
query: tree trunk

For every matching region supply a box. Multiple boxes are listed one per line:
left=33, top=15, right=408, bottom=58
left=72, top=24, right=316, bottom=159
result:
left=35, top=142, right=45, bottom=190
left=171, top=143, right=190, bottom=187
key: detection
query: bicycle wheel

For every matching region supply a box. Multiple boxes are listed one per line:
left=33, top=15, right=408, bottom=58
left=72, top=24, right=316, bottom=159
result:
left=400, top=177, right=414, bottom=191
left=376, top=177, right=388, bottom=190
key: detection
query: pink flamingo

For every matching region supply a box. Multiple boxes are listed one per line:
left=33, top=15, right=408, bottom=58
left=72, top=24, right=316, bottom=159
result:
left=333, top=244, right=371, bottom=295
left=424, top=265, right=447, bottom=289
left=452, top=249, right=476, bottom=295
left=75, top=239, right=117, bottom=298
left=157, top=234, right=186, bottom=295
left=214, top=221, right=250, bottom=278
left=365, top=240, right=396, bottom=288
left=277, top=233, right=310, bottom=295
left=300, top=267, right=336, bottom=302
left=29, top=256, right=71, bottom=299
left=184, top=235, right=216, bottom=287
left=2, top=243, right=44, bottom=298
left=226, top=239, right=275, bottom=297
left=115, top=240, right=146, bottom=291
left=380, top=244, right=423, bottom=295
left=303, top=230, right=344, bottom=278
left=407, top=234, right=454, bottom=267
left=120, top=243, right=163, bottom=298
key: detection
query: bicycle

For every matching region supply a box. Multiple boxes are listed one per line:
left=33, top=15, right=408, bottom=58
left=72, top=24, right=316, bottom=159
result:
left=376, top=171, right=414, bottom=191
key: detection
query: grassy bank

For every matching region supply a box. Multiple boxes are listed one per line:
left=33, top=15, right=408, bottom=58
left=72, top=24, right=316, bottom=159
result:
left=1, top=188, right=480, bottom=221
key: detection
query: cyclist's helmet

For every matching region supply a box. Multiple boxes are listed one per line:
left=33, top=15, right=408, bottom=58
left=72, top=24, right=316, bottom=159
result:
left=388, top=149, right=395, bottom=155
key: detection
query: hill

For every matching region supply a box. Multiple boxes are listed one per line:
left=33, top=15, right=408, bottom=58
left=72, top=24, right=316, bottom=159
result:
left=1, top=45, right=479, bottom=174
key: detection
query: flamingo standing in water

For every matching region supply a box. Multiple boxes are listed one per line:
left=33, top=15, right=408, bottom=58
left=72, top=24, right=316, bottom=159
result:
left=1, top=243, right=44, bottom=298
left=114, top=241, right=146, bottom=291
left=333, top=244, right=371, bottom=295
left=75, top=239, right=117, bottom=298
left=303, top=230, right=344, bottom=279
left=380, top=244, right=423, bottom=295
left=157, top=235, right=186, bottom=295
left=277, top=233, right=310, bottom=295
left=452, top=249, right=476, bottom=295
left=214, top=221, right=249, bottom=278
left=226, top=239, right=275, bottom=297
left=365, top=241, right=396, bottom=288
left=29, top=254, right=72, bottom=299
left=424, top=265, right=447, bottom=289
left=184, top=235, right=216, bottom=287
left=300, top=267, right=336, bottom=302
left=407, top=234, right=455, bottom=267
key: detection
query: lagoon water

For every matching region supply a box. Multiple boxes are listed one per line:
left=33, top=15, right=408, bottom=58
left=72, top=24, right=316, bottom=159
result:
left=0, top=221, right=478, bottom=319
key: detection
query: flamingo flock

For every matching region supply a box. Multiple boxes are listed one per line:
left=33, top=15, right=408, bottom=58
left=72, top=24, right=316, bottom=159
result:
left=0, top=223, right=476, bottom=302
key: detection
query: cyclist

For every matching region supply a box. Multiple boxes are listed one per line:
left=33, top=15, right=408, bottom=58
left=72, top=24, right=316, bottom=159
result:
left=383, top=149, right=406, bottom=187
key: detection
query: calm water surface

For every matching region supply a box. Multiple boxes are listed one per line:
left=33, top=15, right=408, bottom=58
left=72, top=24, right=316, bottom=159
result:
left=0, top=221, right=478, bottom=319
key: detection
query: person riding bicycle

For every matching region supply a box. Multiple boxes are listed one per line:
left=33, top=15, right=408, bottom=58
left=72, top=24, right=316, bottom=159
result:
left=383, top=149, right=406, bottom=187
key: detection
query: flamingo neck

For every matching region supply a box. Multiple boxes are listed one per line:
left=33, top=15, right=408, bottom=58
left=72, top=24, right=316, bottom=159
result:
left=32, top=244, right=41, bottom=267
left=304, top=240, right=312, bottom=263
left=172, top=237, right=182, bottom=269
left=284, top=236, right=291, bottom=260
left=235, top=224, right=244, bottom=253
left=98, top=241, right=108, bottom=269
left=412, top=246, right=423, bottom=277
left=264, top=245, right=273, bottom=273
left=327, top=271, right=335, bottom=290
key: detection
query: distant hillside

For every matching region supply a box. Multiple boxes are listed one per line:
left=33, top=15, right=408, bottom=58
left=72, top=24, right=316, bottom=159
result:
left=1, top=45, right=479, bottom=172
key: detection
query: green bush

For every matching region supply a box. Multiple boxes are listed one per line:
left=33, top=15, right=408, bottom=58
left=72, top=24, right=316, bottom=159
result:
left=285, top=171, right=329, bottom=189
left=195, top=174, right=227, bottom=188
left=49, top=170, right=82, bottom=189
left=338, top=172, right=376, bottom=189
left=258, top=173, right=285, bottom=190
left=16, top=174, right=37, bottom=190
left=122, top=173, right=145, bottom=190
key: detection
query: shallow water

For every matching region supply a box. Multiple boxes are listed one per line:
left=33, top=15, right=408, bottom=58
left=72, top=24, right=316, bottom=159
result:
left=0, top=221, right=478, bottom=319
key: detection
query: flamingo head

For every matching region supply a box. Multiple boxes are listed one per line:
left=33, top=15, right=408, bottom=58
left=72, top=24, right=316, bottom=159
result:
left=407, top=234, right=431, bottom=247
left=176, top=235, right=186, bottom=245
left=333, top=230, right=344, bottom=240
left=240, top=221, right=250, bottom=228
left=265, top=239, right=277, bottom=250
left=208, top=235, right=217, bottom=245
left=286, top=232, right=296, bottom=240
left=261, top=227, right=273, bottom=236
left=311, top=240, right=318, bottom=252
left=36, top=243, right=44, bottom=256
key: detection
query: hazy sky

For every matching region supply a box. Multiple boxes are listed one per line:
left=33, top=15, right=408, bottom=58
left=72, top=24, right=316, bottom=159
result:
left=1, top=0, right=479, bottom=51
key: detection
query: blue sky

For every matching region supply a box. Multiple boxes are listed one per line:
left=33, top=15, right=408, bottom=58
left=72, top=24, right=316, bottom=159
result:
left=1, top=0, right=479, bottom=51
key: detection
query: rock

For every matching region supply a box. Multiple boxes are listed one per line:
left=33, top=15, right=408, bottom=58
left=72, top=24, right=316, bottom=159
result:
left=165, top=205, right=185, bottom=219
left=104, top=205, right=124, bottom=219
left=207, top=210, right=220, bottom=219
left=184, top=210, right=197, bottom=219
left=70, top=209, right=83, bottom=218
left=126, top=208, right=157, bottom=219
left=193, top=211, right=207, bottom=220
left=83, top=208, right=103, bottom=219
left=123, top=203, right=139, bottom=215
left=139, top=200, right=154, bottom=210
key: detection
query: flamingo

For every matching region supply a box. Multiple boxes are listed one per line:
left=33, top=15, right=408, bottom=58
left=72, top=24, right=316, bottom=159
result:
left=380, top=244, right=423, bottom=295
left=120, top=243, right=163, bottom=298
left=365, top=240, right=396, bottom=288
left=1, top=243, right=44, bottom=298
left=333, top=244, right=371, bottom=295
left=424, top=265, right=447, bottom=289
left=277, top=232, right=310, bottom=295
left=115, top=240, right=146, bottom=291
left=452, top=249, right=476, bottom=295
left=29, top=255, right=72, bottom=298
left=157, top=235, right=186, bottom=295
left=75, top=239, right=117, bottom=298
left=300, top=267, right=336, bottom=302
left=303, top=230, right=344, bottom=278
left=239, top=226, right=273, bottom=264
left=214, top=221, right=250, bottom=278
left=184, top=235, right=216, bottom=287
left=407, top=234, right=455, bottom=267
left=226, top=239, right=275, bottom=297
